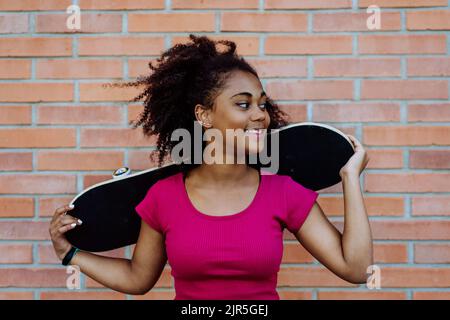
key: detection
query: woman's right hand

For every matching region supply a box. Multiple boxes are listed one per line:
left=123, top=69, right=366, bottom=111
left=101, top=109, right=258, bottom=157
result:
left=49, top=204, right=82, bottom=261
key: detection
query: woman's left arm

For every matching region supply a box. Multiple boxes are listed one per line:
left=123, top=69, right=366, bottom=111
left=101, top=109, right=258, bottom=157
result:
left=294, top=134, right=373, bottom=284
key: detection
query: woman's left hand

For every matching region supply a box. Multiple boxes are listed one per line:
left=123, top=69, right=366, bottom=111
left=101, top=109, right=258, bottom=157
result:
left=339, top=134, right=370, bottom=178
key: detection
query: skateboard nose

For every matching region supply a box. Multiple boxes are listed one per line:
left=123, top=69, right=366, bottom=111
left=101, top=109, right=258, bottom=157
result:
left=112, top=167, right=131, bottom=178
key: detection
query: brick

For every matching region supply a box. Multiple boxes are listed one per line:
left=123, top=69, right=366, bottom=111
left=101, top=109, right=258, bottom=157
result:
left=79, top=0, right=165, bottom=10
left=363, top=126, right=450, bottom=146
left=0, top=197, right=34, bottom=217
left=80, top=128, right=158, bottom=147
left=128, top=58, right=156, bottom=78
left=41, top=291, right=127, bottom=300
left=0, top=268, right=68, bottom=287
left=172, top=0, right=259, bottom=9
left=278, top=267, right=359, bottom=287
left=127, top=103, right=143, bottom=123
left=0, top=60, right=31, bottom=79
left=354, top=221, right=450, bottom=240
left=313, top=103, right=400, bottom=122
left=0, top=222, right=52, bottom=240
left=407, top=10, right=450, bottom=30
left=79, top=82, right=142, bottom=102
left=39, top=197, right=75, bottom=218
left=37, top=150, right=124, bottom=171
left=131, top=290, right=175, bottom=300
left=0, top=106, right=31, bottom=124
left=366, top=149, right=404, bottom=169
left=278, top=104, right=308, bottom=122
left=0, top=128, right=76, bottom=148
left=86, top=267, right=172, bottom=288
left=374, top=243, right=408, bottom=263
left=247, top=58, right=308, bottom=78
left=0, top=83, right=74, bottom=102
left=37, top=59, right=122, bottom=79
left=0, top=14, right=28, bottom=33
left=0, top=174, right=76, bottom=194
left=83, top=174, right=116, bottom=189
left=283, top=219, right=450, bottom=241
left=0, top=244, right=33, bottom=263
left=128, top=149, right=169, bottom=170
left=317, top=196, right=404, bottom=216
left=361, top=80, right=448, bottom=100
left=78, top=36, right=164, bottom=56
left=278, top=291, right=313, bottom=300
left=39, top=244, right=126, bottom=264
left=129, top=13, right=215, bottom=32
left=408, top=57, right=450, bottom=76
left=314, top=58, right=401, bottom=77
left=172, top=35, right=259, bottom=56
left=37, top=105, right=123, bottom=124
left=359, top=0, right=448, bottom=8
left=266, top=80, right=353, bottom=100
left=282, top=242, right=315, bottom=263
left=365, top=173, right=450, bottom=192
left=414, top=244, right=450, bottom=264
left=0, top=152, right=33, bottom=171
left=408, top=104, right=450, bottom=122
left=221, top=13, right=307, bottom=32
left=266, top=0, right=351, bottom=9
left=412, top=196, right=450, bottom=216
left=413, top=291, right=450, bottom=300
left=0, top=0, right=71, bottom=11
left=266, top=35, right=352, bottom=55
left=36, top=14, right=122, bottom=33
left=379, top=267, right=450, bottom=288
left=282, top=242, right=407, bottom=264
left=314, top=12, right=401, bottom=32
left=318, top=291, right=407, bottom=300
left=359, top=35, right=446, bottom=54
left=0, top=38, right=71, bottom=57
left=0, top=292, right=33, bottom=300
left=409, top=150, right=450, bottom=169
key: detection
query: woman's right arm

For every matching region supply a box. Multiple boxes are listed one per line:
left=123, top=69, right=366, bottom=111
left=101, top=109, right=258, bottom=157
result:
left=50, top=204, right=167, bottom=295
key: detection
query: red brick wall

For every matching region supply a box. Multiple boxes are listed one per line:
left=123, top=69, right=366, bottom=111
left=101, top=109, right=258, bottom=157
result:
left=0, top=0, right=449, bottom=300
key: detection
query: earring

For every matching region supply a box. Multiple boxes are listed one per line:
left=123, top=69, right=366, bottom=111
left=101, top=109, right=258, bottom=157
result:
left=196, top=111, right=211, bottom=128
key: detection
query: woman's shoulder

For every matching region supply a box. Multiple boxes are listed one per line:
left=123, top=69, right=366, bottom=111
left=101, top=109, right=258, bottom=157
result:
left=261, top=172, right=290, bottom=184
left=262, top=173, right=312, bottom=191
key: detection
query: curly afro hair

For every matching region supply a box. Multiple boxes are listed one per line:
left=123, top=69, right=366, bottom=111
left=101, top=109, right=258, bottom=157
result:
left=117, top=34, right=289, bottom=168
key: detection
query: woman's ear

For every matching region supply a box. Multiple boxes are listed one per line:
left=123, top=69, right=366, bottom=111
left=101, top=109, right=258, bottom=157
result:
left=194, top=104, right=212, bottom=128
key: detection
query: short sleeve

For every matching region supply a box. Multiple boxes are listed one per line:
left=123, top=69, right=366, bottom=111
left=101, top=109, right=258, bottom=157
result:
left=135, top=184, right=162, bottom=234
left=283, top=176, right=319, bottom=234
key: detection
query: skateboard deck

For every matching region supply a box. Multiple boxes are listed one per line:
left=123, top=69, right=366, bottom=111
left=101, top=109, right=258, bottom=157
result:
left=65, top=122, right=355, bottom=252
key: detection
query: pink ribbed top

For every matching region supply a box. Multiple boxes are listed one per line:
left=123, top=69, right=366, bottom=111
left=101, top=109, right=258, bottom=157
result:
left=135, top=171, right=318, bottom=300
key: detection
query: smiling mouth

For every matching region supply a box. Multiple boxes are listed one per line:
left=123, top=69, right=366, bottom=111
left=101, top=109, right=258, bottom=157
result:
left=244, top=128, right=264, bottom=134
left=243, top=128, right=267, bottom=138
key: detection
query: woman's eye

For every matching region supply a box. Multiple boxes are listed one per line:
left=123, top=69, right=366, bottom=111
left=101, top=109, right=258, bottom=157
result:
left=236, top=102, right=268, bottom=109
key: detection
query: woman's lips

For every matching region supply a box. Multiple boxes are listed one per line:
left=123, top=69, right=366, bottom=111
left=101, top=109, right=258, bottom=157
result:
left=244, top=128, right=264, bottom=137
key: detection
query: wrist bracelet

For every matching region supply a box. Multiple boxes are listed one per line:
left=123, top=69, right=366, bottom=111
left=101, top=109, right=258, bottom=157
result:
left=62, top=246, right=80, bottom=266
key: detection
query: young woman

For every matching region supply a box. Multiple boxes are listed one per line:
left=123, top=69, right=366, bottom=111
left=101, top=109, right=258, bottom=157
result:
left=49, top=34, right=373, bottom=300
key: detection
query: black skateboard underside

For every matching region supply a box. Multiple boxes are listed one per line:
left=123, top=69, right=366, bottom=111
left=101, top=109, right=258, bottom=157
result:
left=65, top=123, right=354, bottom=252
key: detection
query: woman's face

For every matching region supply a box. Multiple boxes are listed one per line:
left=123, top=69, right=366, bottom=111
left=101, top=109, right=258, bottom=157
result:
left=195, top=70, right=271, bottom=162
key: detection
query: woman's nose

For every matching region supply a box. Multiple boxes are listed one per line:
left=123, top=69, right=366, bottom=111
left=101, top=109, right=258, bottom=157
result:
left=250, top=104, right=267, bottom=121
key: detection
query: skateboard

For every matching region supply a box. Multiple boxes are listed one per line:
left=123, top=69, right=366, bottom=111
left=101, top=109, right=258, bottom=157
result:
left=65, top=122, right=355, bottom=252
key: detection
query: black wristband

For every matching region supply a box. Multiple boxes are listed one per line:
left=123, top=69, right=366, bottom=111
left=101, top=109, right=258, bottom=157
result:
left=62, top=246, right=80, bottom=266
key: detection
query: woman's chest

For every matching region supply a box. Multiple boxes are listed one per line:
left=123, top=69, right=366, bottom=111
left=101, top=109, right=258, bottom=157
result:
left=164, top=214, right=284, bottom=280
